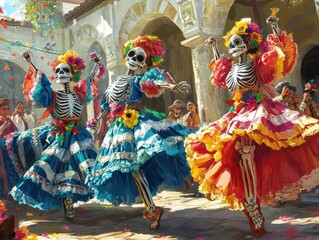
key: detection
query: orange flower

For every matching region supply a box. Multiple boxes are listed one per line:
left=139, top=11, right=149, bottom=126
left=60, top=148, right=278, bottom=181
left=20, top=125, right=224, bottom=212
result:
left=0, top=200, right=7, bottom=212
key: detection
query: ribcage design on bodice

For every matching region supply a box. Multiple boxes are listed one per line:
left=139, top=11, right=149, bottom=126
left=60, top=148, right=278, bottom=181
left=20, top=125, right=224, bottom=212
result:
left=54, top=91, right=82, bottom=118
left=226, top=59, right=259, bottom=92
left=104, top=75, right=132, bottom=104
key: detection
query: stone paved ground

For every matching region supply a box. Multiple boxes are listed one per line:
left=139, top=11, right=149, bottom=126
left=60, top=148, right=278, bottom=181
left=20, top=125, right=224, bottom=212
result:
left=4, top=186, right=319, bottom=240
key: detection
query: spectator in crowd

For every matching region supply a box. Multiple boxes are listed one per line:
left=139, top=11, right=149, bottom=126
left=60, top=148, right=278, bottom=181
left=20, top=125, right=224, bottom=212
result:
left=183, top=100, right=200, bottom=130
left=0, top=98, right=18, bottom=198
left=273, top=81, right=302, bottom=111
left=300, top=79, right=319, bottom=119
left=11, top=102, right=35, bottom=131
left=0, top=98, right=18, bottom=138
left=168, top=100, right=185, bottom=124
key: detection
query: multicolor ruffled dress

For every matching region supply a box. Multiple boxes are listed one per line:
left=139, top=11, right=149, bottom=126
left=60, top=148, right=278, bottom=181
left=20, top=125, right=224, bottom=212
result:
left=0, top=69, right=97, bottom=210
left=185, top=31, right=319, bottom=210
left=87, top=68, right=190, bottom=206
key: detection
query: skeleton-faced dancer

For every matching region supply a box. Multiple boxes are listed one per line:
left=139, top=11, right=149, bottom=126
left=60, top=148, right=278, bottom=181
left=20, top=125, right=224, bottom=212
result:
left=86, top=35, right=191, bottom=230
left=185, top=10, right=319, bottom=237
left=0, top=50, right=104, bottom=220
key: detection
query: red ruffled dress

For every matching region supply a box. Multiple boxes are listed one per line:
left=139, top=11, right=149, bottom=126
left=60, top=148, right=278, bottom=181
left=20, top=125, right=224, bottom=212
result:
left=185, top=31, right=319, bottom=210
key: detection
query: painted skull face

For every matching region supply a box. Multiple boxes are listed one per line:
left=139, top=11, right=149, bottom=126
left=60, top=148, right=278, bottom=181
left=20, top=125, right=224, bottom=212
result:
left=55, top=63, right=72, bottom=84
left=125, top=47, right=146, bottom=71
left=228, top=34, right=247, bottom=57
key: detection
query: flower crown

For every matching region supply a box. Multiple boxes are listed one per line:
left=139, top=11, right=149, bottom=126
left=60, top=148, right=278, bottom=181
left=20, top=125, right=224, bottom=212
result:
left=122, top=35, right=166, bottom=68
left=51, top=50, right=85, bottom=82
left=223, top=18, right=268, bottom=57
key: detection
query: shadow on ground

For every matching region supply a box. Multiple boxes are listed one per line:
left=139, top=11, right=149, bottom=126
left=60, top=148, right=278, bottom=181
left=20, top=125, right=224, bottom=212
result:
left=3, top=186, right=319, bottom=240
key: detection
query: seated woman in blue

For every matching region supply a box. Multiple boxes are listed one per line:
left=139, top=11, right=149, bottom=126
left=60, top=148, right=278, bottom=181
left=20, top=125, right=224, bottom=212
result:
left=87, top=35, right=191, bottom=230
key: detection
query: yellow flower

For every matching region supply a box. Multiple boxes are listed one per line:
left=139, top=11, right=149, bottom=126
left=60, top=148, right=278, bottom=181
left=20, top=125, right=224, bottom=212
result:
left=234, top=21, right=248, bottom=35
left=251, top=32, right=262, bottom=43
left=58, top=50, right=78, bottom=64
left=224, top=20, right=249, bottom=47
left=26, top=234, right=38, bottom=240
left=232, top=91, right=242, bottom=102
left=122, top=109, right=139, bottom=129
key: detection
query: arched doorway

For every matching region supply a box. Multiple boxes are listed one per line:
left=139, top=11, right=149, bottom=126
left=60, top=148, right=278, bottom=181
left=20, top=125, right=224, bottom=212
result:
left=301, top=46, right=319, bottom=103
left=140, top=17, right=195, bottom=114
left=0, top=60, right=28, bottom=111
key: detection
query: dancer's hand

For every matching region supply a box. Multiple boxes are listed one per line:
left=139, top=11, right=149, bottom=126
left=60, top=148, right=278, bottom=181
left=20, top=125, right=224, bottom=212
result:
left=266, top=15, right=279, bottom=26
left=172, top=81, right=191, bottom=94
left=21, top=51, right=31, bottom=62
left=205, top=36, right=217, bottom=46
left=87, top=119, right=98, bottom=132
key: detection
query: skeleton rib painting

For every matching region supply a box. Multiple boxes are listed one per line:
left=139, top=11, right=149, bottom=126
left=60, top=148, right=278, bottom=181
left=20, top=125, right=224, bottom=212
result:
left=0, top=50, right=103, bottom=221
left=184, top=10, right=319, bottom=237
left=86, top=35, right=191, bottom=230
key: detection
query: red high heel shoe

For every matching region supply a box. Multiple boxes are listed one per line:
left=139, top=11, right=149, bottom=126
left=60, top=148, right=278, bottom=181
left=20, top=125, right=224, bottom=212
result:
left=242, top=202, right=266, bottom=237
left=143, top=206, right=164, bottom=230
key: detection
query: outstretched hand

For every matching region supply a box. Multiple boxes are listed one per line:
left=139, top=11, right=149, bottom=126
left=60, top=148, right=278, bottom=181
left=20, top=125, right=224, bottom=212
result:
left=266, top=15, right=279, bottom=25
left=21, top=51, right=31, bottom=62
left=205, top=36, right=217, bottom=45
left=172, top=81, right=191, bottom=94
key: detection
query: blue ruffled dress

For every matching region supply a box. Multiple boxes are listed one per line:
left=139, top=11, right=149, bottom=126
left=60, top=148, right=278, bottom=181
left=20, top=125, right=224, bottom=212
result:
left=87, top=68, right=190, bottom=206
left=0, top=71, right=97, bottom=210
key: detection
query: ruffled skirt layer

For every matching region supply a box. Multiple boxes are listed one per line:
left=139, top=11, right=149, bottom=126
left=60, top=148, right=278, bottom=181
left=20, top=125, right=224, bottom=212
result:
left=87, top=110, right=190, bottom=206
left=185, top=98, right=319, bottom=210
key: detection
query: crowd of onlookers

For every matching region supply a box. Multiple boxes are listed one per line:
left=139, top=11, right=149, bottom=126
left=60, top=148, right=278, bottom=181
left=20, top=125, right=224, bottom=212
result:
left=0, top=99, right=35, bottom=139
left=273, top=78, right=319, bottom=119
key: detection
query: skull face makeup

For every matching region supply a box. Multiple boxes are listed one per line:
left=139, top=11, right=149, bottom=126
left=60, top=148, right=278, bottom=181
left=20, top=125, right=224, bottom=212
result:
left=55, top=63, right=73, bottom=84
left=228, top=34, right=248, bottom=57
left=125, top=47, right=146, bottom=71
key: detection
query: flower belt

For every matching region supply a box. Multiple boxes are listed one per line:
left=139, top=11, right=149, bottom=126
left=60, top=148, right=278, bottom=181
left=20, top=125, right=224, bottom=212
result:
left=226, top=88, right=263, bottom=113
left=49, top=117, right=84, bottom=144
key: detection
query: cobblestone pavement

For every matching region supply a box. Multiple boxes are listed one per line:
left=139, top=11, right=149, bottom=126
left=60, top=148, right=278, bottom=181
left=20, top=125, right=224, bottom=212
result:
left=4, top=186, right=319, bottom=240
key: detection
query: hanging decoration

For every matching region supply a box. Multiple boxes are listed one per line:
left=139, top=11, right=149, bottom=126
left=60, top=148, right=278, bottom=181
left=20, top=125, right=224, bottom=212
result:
left=0, top=37, right=62, bottom=55
left=14, top=0, right=64, bottom=33
left=281, top=0, right=303, bottom=7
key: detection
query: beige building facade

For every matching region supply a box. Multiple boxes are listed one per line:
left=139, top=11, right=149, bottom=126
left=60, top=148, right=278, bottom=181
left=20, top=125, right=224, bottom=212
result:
left=1, top=0, right=319, bottom=123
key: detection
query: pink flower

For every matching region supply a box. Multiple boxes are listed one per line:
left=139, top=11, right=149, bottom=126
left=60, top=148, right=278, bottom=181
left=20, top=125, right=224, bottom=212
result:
left=146, top=80, right=155, bottom=88
left=89, top=52, right=98, bottom=59
left=87, top=119, right=97, bottom=128
left=97, top=64, right=105, bottom=78
left=249, top=22, right=262, bottom=34
left=110, top=103, right=125, bottom=119
left=67, top=56, right=76, bottom=66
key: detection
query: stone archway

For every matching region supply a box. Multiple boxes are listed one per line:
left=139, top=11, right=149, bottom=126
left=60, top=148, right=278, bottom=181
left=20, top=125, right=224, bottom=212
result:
left=0, top=60, right=28, bottom=111
left=118, top=1, right=195, bottom=114
left=70, top=35, right=108, bottom=122
left=140, top=16, right=195, bottom=114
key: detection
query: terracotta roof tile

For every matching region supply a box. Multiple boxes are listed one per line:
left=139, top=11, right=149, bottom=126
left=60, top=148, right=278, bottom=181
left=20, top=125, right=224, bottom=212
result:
left=0, top=16, right=32, bottom=28
left=64, top=0, right=114, bottom=22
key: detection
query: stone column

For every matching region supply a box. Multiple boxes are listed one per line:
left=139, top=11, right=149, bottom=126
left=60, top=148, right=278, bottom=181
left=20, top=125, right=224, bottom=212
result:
left=182, top=35, right=229, bottom=123
left=178, top=0, right=233, bottom=122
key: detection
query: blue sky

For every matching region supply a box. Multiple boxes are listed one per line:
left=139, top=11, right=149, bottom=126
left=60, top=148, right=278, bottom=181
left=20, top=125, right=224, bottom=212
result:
left=0, top=0, right=18, bottom=16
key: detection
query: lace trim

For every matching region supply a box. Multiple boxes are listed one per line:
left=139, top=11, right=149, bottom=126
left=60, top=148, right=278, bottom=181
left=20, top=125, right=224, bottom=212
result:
left=42, top=138, right=96, bottom=162
left=101, top=132, right=134, bottom=149
left=135, top=119, right=180, bottom=139
left=22, top=170, right=88, bottom=196
left=136, top=135, right=183, bottom=150
left=31, top=128, right=43, bottom=160
left=5, top=135, right=24, bottom=177
left=97, top=152, right=136, bottom=164
left=261, top=167, right=319, bottom=205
